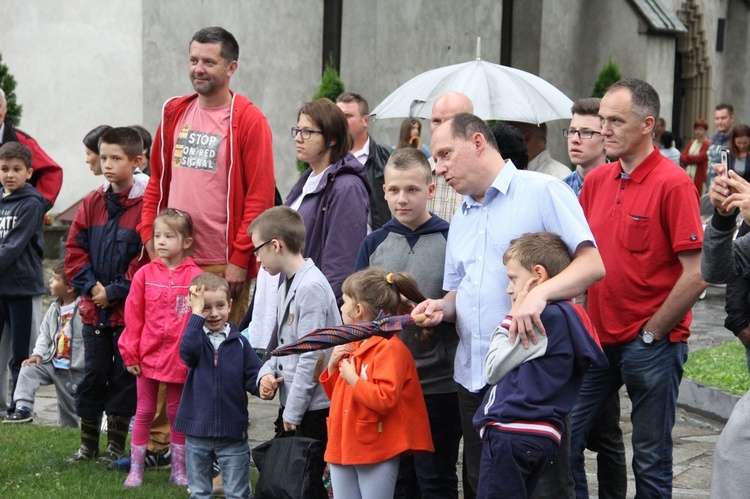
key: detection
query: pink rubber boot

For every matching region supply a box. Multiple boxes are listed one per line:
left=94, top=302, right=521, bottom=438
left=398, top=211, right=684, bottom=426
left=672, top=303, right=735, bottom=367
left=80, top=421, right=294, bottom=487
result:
left=170, top=443, right=188, bottom=487
left=124, top=445, right=147, bottom=488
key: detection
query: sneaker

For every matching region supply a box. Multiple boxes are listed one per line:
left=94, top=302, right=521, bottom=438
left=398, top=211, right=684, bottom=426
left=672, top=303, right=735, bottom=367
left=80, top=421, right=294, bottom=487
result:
left=108, top=449, right=171, bottom=472
left=107, top=455, right=131, bottom=472
left=65, top=445, right=99, bottom=463
left=144, top=449, right=171, bottom=470
left=3, top=407, right=32, bottom=424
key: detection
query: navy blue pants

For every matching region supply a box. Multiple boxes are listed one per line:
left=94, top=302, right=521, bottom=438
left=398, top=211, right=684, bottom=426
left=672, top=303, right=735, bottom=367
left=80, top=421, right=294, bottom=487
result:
left=0, top=296, right=33, bottom=411
left=75, top=324, right=136, bottom=419
left=394, top=391, right=463, bottom=498
left=477, top=429, right=558, bottom=499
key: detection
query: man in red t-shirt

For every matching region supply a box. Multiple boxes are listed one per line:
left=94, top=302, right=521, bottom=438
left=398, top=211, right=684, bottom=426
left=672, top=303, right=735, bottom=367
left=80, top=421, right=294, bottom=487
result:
left=139, top=27, right=275, bottom=322
left=570, top=79, right=707, bottom=498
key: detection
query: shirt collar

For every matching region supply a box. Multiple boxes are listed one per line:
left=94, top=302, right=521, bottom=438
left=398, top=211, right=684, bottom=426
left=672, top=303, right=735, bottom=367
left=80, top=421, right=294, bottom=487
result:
left=0, top=122, right=5, bottom=143
left=353, top=137, right=371, bottom=164
left=203, top=323, right=230, bottom=337
left=462, top=159, right=515, bottom=212
left=614, top=147, right=662, bottom=183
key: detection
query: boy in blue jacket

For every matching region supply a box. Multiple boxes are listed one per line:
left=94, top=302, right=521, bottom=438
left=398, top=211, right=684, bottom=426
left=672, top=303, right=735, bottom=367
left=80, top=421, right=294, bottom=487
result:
left=0, top=142, right=46, bottom=414
left=175, top=272, right=261, bottom=498
left=473, top=232, right=608, bottom=499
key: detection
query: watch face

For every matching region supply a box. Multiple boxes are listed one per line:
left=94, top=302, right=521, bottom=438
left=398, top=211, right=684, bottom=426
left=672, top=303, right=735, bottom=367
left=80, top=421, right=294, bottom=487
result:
left=642, top=331, right=654, bottom=344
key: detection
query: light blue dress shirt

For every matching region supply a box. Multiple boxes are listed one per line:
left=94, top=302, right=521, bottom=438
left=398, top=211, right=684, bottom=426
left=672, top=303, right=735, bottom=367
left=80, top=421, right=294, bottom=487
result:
left=444, top=160, right=596, bottom=392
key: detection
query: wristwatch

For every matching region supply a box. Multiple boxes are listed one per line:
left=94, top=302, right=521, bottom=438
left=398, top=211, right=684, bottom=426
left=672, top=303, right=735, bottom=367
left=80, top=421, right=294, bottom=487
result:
left=640, top=329, right=655, bottom=345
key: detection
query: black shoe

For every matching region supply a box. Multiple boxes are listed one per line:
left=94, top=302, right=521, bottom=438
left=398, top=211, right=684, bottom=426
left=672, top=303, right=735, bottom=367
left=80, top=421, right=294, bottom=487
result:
left=3, top=407, right=32, bottom=424
left=145, top=449, right=171, bottom=470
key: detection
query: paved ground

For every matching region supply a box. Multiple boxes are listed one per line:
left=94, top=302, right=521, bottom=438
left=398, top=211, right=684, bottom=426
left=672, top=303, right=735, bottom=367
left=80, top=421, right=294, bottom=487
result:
left=19, top=285, right=736, bottom=497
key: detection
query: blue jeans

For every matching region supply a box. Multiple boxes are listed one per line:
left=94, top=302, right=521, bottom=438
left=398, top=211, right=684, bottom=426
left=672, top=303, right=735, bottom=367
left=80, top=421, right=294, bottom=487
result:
left=477, top=429, right=558, bottom=499
left=570, top=338, right=687, bottom=498
left=186, top=436, right=250, bottom=499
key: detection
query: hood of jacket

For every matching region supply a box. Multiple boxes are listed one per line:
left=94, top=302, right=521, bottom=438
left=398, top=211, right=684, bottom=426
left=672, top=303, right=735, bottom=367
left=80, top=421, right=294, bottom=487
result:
left=0, top=182, right=45, bottom=205
left=287, top=152, right=373, bottom=203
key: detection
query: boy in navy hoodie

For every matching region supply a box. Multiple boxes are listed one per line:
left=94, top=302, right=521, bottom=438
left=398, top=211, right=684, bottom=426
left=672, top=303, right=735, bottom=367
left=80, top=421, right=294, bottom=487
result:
left=355, top=148, right=461, bottom=497
left=175, top=272, right=261, bottom=498
left=473, top=232, right=608, bottom=499
left=0, top=142, right=46, bottom=414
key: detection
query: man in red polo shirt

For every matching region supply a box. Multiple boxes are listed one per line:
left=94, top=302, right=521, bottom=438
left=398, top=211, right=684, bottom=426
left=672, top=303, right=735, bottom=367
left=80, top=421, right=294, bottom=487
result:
left=570, top=79, right=707, bottom=498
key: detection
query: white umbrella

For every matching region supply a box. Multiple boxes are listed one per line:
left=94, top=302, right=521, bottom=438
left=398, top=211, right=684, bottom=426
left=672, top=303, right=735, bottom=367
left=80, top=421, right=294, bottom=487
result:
left=371, top=45, right=573, bottom=124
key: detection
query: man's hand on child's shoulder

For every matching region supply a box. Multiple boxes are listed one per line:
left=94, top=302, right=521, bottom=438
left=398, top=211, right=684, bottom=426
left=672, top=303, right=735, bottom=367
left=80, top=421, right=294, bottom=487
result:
left=21, top=355, right=42, bottom=368
left=509, top=276, right=545, bottom=349
left=188, top=284, right=206, bottom=315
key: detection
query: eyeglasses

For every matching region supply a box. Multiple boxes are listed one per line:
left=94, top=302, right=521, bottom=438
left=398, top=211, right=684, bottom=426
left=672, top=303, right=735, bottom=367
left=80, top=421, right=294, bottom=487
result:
left=291, top=127, right=324, bottom=140
left=252, top=240, right=273, bottom=257
left=563, top=128, right=602, bottom=139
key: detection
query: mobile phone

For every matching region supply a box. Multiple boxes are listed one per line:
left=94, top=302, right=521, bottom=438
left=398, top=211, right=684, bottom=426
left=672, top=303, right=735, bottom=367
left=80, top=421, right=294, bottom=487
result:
left=721, top=149, right=729, bottom=177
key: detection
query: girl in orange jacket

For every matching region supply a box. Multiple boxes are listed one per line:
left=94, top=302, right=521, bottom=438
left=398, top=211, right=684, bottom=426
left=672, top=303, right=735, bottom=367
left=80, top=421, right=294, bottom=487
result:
left=320, top=268, right=434, bottom=499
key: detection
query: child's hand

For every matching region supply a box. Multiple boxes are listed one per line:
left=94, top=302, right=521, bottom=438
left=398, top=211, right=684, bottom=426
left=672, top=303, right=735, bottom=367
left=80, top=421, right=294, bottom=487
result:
left=259, top=374, right=284, bottom=400
left=283, top=420, right=297, bottom=432
left=509, top=276, right=539, bottom=315
left=127, top=364, right=142, bottom=377
left=339, top=357, right=358, bottom=387
left=21, top=355, right=42, bottom=367
left=188, top=285, right=206, bottom=314
left=327, top=344, right=354, bottom=374
left=91, top=281, right=112, bottom=309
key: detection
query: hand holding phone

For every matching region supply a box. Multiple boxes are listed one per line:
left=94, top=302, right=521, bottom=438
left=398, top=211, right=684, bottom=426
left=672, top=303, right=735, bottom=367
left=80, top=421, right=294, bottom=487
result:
left=722, top=149, right=729, bottom=177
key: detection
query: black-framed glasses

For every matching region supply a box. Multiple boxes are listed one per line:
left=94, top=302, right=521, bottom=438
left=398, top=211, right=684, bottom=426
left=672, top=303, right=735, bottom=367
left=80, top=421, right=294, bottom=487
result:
left=253, top=240, right=273, bottom=257
left=563, top=128, right=602, bottom=139
left=291, top=127, right=324, bottom=140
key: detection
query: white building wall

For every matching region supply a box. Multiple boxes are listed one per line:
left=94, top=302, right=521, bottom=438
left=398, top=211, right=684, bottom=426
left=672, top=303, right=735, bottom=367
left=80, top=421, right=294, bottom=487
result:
left=0, top=0, right=143, bottom=214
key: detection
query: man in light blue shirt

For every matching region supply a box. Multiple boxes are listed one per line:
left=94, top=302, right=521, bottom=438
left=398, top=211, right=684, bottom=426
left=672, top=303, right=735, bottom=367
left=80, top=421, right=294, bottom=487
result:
left=414, top=113, right=605, bottom=499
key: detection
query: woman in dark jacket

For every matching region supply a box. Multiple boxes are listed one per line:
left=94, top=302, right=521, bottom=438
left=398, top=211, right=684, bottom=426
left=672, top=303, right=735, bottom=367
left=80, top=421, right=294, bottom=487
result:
left=286, top=99, right=371, bottom=304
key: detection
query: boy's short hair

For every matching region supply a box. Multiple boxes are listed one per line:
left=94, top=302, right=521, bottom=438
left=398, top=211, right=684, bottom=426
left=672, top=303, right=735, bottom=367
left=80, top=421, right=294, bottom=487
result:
left=385, top=148, right=432, bottom=184
left=52, top=261, right=80, bottom=296
left=98, top=127, right=143, bottom=160
left=571, top=98, right=602, bottom=117
left=503, top=232, right=572, bottom=278
left=248, top=206, right=306, bottom=255
left=0, top=142, right=32, bottom=169
left=190, top=272, right=231, bottom=302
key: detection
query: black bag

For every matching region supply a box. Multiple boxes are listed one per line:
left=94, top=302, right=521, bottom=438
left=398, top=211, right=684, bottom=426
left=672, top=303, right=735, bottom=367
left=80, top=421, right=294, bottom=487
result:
left=252, top=433, right=326, bottom=499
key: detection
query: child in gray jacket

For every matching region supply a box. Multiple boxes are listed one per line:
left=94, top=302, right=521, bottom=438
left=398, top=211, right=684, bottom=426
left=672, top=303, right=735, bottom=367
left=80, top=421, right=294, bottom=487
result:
left=3, top=261, right=84, bottom=427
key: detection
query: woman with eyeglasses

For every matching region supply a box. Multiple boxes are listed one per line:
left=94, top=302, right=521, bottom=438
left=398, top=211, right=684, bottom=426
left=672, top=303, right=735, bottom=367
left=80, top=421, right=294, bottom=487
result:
left=285, top=98, right=371, bottom=305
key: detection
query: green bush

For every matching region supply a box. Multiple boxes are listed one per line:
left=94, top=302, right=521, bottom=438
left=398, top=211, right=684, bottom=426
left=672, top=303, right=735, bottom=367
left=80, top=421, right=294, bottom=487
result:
left=591, top=59, right=622, bottom=98
left=684, top=341, right=750, bottom=395
left=0, top=52, right=23, bottom=126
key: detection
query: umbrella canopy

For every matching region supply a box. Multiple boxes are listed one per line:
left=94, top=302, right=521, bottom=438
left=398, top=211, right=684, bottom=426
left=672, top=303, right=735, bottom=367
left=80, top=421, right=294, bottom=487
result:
left=370, top=59, right=573, bottom=125
left=271, top=313, right=427, bottom=357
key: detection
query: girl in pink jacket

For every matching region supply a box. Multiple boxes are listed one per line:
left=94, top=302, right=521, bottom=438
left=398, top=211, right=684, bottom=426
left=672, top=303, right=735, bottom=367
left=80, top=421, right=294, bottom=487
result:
left=118, top=208, right=203, bottom=488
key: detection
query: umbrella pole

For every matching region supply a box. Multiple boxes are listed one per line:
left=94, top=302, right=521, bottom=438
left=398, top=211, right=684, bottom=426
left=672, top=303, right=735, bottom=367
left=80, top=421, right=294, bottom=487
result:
left=476, top=37, right=481, bottom=61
